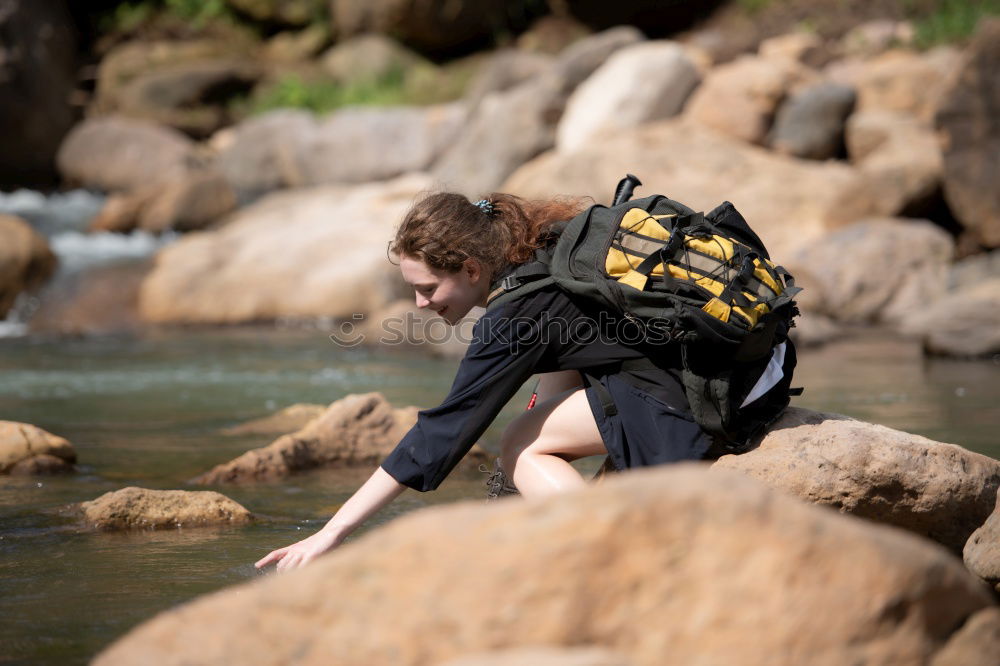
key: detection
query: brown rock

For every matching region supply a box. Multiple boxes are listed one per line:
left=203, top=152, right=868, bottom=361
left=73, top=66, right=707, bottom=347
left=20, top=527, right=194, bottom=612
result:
left=0, top=421, right=76, bottom=475
left=0, top=214, right=58, bottom=318
left=964, top=488, right=1000, bottom=592
left=441, top=647, right=634, bottom=666
left=931, top=607, right=1000, bottom=666
left=935, top=19, right=1000, bottom=248
left=786, top=218, right=953, bottom=324
left=357, top=299, right=481, bottom=359
left=194, top=393, right=421, bottom=483
left=93, top=465, right=996, bottom=666
left=319, top=33, right=427, bottom=85
left=845, top=111, right=942, bottom=217
left=88, top=190, right=155, bottom=234
left=56, top=117, right=197, bottom=192
left=221, top=403, right=327, bottom=436
left=684, top=54, right=817, bottom=145
left=9, top=454, right=75, bottom=476
left=138, top=170, right=237, bottom=233
left=79, top=487, right=253, bottom=530
left=713, top=407, right=1000, bottom=553
left=137, top=175, right=423, bottom=325
left=515, top=15, right=591, bottom=55
left=503, top=119, right=879, bottom=259
left=898, top=278, right=1000, bottom=358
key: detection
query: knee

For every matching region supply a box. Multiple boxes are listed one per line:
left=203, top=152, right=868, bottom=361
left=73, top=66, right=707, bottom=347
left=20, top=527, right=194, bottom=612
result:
left=499, top=425, right=527, bottom=473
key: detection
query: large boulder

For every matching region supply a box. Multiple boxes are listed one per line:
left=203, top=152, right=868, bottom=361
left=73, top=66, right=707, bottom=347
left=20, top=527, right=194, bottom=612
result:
left=826, top=47, right=960, bottom=121
left=931, top=607, right=1000, bottom=666
left=556, top=41, right=700, bottom=153
left=0, top=0, right=78, bottom=188
left=215, top=106, right=463, bottom=197
left=0, top=215, right=58, bottom=318
left=767, top=82, right=855, bottom=160
left=137, top=174, right=425, bottom=324
left=713, top=407, right=1000, bottom=554
left=786, top=218, right=953, bottom=325
left=845, top=111, right=943, bottom=218
left=93, top=465, right=997, bottom=665
left=320, top=33, right=427, bottom=84
left=897, top=277, right=1000, bottom=358
left=965, top=493, right=1000, bottom=593
left=463, top=48, right=555, bottom=111
left=684, top=54, right=816, bottom=145
left=503, top=119, right=879, bottom=259
left=194, top=393, right=419, bottom=483
left=79, top=487, right=253, bottom=530
left=56, top=117, right=198, bottom=192
left=433, top=27, right=644, bottom=196
left=0, top=421, right=76, bottom=475
left=935, top=19, right=1000, bottom=248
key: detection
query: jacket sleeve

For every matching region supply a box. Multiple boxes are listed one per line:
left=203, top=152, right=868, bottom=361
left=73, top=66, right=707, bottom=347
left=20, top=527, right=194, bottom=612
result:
left=380, top=299, right=550, bottom=491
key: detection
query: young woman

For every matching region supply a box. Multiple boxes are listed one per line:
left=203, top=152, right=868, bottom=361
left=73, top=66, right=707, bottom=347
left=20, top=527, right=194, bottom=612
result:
left=255, top=191, right=791, bottom=572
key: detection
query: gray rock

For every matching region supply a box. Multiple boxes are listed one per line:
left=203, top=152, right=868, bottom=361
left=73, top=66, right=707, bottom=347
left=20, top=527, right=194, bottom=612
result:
left=768, top=82, right=855, bottom=160
left=935, top=19, right=1000, bottom=248
left=320, top=34, right=427, bottom=85
left=948, top=249, right=1000, bottom=290
left=0, top=0, right=78, bottom=187
left=214, top=109, right=315, bottom=196
left=557, top=41, right=701, bottom=153
left=433, top=27, right=644, bottom=196
left=463, top=48, right=555, bottom=111
left=56, top=116, right=198, bottom=192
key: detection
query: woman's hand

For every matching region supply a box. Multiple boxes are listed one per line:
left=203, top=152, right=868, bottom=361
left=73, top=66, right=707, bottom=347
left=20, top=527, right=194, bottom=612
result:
left=255, top=526, right=345, bottom=572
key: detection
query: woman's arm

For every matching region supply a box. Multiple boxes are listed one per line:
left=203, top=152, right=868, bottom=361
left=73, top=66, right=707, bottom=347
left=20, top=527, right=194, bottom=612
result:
left=254, top=466, right=406, bottom=572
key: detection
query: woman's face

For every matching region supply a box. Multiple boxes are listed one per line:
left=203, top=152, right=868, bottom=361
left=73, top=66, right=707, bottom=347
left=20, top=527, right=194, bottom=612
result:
left=399, top=254, right=490, bottom=325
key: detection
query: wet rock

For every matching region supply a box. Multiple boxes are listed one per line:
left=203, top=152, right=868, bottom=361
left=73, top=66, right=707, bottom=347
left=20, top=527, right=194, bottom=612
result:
left=0, top=0, right=78, bottom=188
left=898, top=278, right=1000, bottom=358
left=320, top=34, right=427, bottom=85
left=556, top=41, right=701, bottom=154
left=93, top=465, right=996, bottom=665
left=80, top=487, right=253, bottom=530
left=138, top=174, right=424, bottom=324
left=768, top=82, right=855, bottom=160
left=433, top=27, right=643, bottom=196
left=0, top=421, right=76, bottom=475
left=931, top=607, right=1000, bottom=666
left=786, top=218, right=953, bottom=325
left=684, top=54, right=816, bottom=145
left=713, top=407, right=1000, bottom=554
left=193, top=393, right=421, bottom=483
left=964, top=492, right=1000, bottom=592
left=221, top=404, right=327, bottom=436
left=503, top=118, right=879, bottom=259
left=330, top=0, right=511, bottom=56
left=56, top=116, right=197, bottom=192
left=845, top=111, right=942, bottom=217
left=935, top=19, right=1000, bottom=248
left=0, top=215, right=58, bottom=318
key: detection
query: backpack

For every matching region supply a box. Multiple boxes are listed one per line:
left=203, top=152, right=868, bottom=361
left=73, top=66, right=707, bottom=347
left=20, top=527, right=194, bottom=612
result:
left=487, top=175, right=802, bottom=453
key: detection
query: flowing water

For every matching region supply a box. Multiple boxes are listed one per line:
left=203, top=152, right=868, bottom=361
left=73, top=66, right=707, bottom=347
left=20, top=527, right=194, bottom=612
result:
left=1, top=191, right=998, bottom=664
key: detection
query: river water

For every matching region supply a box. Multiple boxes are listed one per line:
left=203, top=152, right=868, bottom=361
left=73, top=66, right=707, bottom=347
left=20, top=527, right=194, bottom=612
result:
left=0, top=191, right=998, bottom=664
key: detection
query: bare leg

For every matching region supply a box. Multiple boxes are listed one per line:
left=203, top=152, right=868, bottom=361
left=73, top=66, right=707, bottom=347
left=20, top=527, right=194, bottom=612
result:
left=500, top=386, right=607, bottom=498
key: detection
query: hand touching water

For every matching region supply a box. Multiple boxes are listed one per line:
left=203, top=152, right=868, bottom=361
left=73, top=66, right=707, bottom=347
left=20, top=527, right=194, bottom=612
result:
left=255, top=526, right=346, bottom=572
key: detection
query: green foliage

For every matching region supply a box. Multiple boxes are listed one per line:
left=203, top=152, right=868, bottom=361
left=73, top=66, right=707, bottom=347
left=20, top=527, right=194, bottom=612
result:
left=243, top=69, right=412, bottom=115
left=911, top=0, right=1000, bottom=48
left=736, top=0, right=775, bottom=14
left=163, top=0, right=231, bottom=27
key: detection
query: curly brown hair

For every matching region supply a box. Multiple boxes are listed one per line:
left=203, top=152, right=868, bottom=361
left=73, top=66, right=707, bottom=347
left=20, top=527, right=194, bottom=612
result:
left=389, top=192, right=590, bottom=276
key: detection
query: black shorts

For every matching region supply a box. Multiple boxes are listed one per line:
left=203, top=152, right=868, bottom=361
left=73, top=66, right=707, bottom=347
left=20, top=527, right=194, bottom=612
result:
left=585, top=373, right=712, bottom=471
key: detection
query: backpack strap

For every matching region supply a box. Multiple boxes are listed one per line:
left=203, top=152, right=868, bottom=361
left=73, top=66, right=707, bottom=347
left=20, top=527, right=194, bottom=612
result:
left=485, top=249, right=552, bottom=306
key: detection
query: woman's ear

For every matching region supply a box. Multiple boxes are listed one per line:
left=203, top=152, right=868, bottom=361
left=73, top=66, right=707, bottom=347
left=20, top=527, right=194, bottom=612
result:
left=463, top=258, right=484, bottom=283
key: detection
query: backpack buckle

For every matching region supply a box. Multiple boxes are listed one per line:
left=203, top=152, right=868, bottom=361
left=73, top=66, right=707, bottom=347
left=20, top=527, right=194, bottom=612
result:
left=501, top=275, right=521, bottom=291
